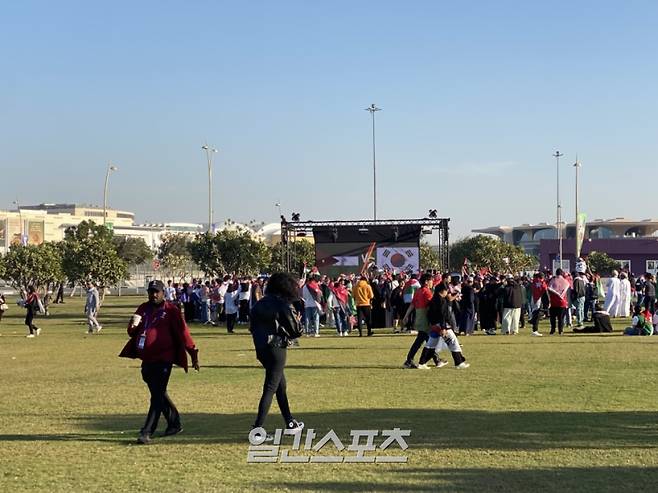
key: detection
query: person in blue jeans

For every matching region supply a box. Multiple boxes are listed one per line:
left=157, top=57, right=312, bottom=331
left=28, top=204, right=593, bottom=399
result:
left=302, top=276, right=322, bottom=337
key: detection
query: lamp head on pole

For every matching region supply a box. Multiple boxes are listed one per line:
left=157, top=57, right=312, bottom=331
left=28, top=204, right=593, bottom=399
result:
left=109, top=165, right=118, bottom=172
left=574, top=155, right=581, bottom=168
left=553, top=150, right=564, bottom=159
left=364, top=103, right=381, bottom=113
left=202, top=145, right=218, bottom=153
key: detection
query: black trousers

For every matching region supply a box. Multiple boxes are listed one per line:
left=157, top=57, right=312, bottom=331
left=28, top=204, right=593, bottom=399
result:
left=356, top=306, right=372, bottom=335
left=406, top=331, right=429, bottom=363
left=238, top=300, right=250, bottom=322
left=24, top=308, right=39, bottom=334
left=644, top=296, right=656, bottom=314
left=254, top=346, right=292, bottom=428
left=549, top=307, right=566, bottom=334
left=140, top=362, right=180, bottom=435
left=226, top=313, right=237, bottom=332
left=183, top=302, right=195, bottom=322
left=530, top=308, right=543, bottom=332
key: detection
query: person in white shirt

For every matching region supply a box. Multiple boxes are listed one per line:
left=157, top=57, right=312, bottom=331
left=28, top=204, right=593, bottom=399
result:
left=224, top=285, right=240, bottom=333
left=164, top=280, right=176, bottom=302
left=238, top=279, right=252, bottom=324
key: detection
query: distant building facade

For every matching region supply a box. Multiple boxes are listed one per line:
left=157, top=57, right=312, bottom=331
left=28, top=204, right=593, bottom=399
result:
left=474, top=218, right=658, bottom=275
left=0, top=203, right=203, bottom=254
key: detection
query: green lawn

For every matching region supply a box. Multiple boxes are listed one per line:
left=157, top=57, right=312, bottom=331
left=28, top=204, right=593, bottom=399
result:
left=0, top=296, right=657, bottom=492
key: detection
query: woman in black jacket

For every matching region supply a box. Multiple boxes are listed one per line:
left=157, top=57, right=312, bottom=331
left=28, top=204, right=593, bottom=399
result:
left=250, top=272, right=304, bottom=433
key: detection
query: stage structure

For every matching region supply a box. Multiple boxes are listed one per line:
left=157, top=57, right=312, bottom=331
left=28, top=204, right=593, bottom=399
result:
left=280, top=217, right=450, bottom=277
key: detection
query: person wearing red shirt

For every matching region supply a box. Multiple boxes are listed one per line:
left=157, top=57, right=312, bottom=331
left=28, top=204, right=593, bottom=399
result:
left=401, top=274, right=446, bottom=368
left=120, top=280, right=199, bottom=444
left=547, top=269, right=570, bottom=335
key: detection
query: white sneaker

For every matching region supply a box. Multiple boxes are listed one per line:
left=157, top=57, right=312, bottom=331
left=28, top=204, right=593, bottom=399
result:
left=456, top=362, right=470, bottom=369
left=531, top=331, right=543, bottom=337
left=26, top=334, right=36, bottom=338
left=435, top=359, right=449, bottom=368
left=314, top=334, right=320, bottom=338
left=96, top=326, right=102, bottom=334
left=287, top=419, right=305, bottom=432
left=35, top=328, right=42, bottom=336
left=417, top=363, right=431, bottom=370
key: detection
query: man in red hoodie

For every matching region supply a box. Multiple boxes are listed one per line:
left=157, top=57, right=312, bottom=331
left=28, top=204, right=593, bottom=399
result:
left=120, top=280, right=199, bottom=444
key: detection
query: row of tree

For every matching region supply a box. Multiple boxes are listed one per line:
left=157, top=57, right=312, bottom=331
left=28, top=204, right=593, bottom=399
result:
left=0, top=221, right=316, bottom=290
left=0, top=224, right=624, bottom=292
left=448, top=235, right=623, bottom=275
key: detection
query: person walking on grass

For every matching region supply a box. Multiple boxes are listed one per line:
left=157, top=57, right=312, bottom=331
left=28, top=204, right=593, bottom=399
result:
left=119, top=280, right=199, bottom=445
left=250, top=272, right=304, bottom=434
left=402, top=273, right=446, bottom=368
left=23, top=286, right=43, bottom=338
left=416, top=283, right=469, bottom=369
left=85, top=281, right=102, bottom=334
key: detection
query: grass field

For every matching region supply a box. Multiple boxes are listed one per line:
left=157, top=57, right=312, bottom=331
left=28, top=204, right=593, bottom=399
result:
left=1, top=296, right=657, bottom=492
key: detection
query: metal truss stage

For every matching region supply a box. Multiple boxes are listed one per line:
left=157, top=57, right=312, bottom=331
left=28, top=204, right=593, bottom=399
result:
left=280, top=217, right=450, bottom=274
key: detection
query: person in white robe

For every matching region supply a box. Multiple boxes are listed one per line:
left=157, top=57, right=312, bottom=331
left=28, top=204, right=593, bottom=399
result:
left=604, top=270, right=621, bottom=317
left=618, top=272, right=632, bottom=317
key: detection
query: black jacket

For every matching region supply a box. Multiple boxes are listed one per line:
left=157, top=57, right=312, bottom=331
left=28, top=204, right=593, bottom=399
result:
left=502, top=282, right=524, bottom=309
left=428, top=294, right=451, bottom=328
left=250, top=295, right=302, bottom=349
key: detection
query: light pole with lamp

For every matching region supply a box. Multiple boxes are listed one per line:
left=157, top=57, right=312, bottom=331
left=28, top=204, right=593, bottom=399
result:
left=574, top=155, right=582, bottom=257
left=202, top=144, right=218, bottom=233
left=103, top=164, right=118, bottom=226
left=365, top=104, right=381, bottom=221
left=553, top=151, right=564, bottom=271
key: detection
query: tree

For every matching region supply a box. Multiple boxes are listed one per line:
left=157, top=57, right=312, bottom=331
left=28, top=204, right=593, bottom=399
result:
left=586, top=251, right=622, bottom=276
left=187, top=232, right=224, bottom=277
left=2, top=243, right=65, bottom=291
left=113, top=236, right=154, bottom=266
left=62, top=220, right=128, bottom=288
left=189, top=229, right=271, bottom=277
left=449, top=235, right=536, bottom=274
left=419, top=241, right=442, bottom=271
left=267, top=240, right=315, bottom=275
left=157, top=233, right=194, bottom=280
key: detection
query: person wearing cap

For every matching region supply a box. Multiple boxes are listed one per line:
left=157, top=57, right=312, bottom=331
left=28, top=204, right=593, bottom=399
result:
left=119, top=280, right=200, bottom=444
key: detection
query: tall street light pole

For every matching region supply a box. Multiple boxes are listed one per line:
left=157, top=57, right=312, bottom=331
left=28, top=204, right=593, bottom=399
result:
left=202, top=144, right=218, bottom=233
left=574, top=155, right=581, bottom=256
left=553, top=151, right=564, bottom=271
left=365, top=104, right=381, bottom=221
left=103, top=164, right=118, bottom=226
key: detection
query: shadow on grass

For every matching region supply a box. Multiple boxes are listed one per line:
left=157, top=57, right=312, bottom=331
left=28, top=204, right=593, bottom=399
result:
left=2, top=409, right=657, bottom=452
left=274, top=466, right=658, bottom=492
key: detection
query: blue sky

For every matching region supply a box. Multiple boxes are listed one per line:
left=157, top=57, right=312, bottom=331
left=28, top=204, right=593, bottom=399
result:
left=2, top=1, right=657, bottom=239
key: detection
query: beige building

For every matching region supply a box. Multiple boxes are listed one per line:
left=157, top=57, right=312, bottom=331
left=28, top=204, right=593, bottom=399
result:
left=0, top=203, right=135, bottom=253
